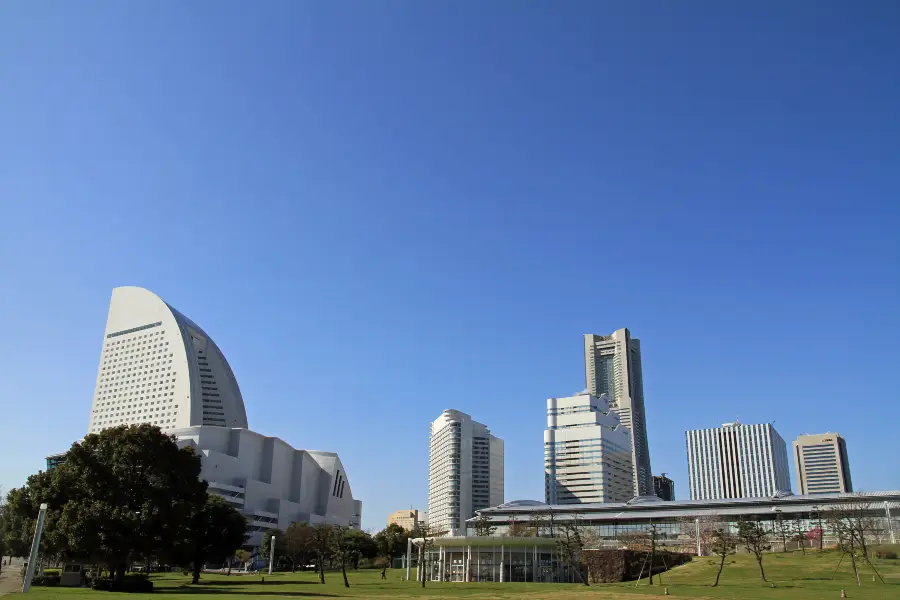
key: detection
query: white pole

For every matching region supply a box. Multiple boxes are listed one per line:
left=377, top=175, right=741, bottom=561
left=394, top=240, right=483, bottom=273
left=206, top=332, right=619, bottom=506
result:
left=499, top=544, right=504, bottom=582
left=695, top=518, right=701, bottom=557
left=465, top=545, right=471, bottom=582
left=22, top=503, right=48, bottom=593
left=268, top=535, right=275, bottom=575
left=886, top=502, right=896, bottom=545
left=405, top=538, right=412, bottom=581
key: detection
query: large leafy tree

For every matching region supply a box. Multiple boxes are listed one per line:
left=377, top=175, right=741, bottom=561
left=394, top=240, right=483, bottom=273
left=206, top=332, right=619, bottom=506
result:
left=258, top=528, right=285, bottom=568
left=183, top=495, right=247, bottom=584
left=3, top=470, right=71, bottom=561
left=374, top=523, right=408, bottom=570
left=282, top=522, right=314, bottom=572
left=343, top=529, right=377, bottom=569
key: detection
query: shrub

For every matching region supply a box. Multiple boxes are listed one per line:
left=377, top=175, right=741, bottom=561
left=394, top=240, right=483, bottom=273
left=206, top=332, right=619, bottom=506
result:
left=874, top=551, right=897, bottom=560
left=31, top=574, right=61, bottom=587
left=92, top=575, right=154, bottom=593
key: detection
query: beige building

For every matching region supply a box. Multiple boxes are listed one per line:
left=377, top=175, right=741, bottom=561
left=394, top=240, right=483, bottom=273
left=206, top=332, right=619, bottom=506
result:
left=388, top=509, right=424, bottom=531
left=584, top=329, right=653, bottom=496
left=793, top=433, right=853, bottom=495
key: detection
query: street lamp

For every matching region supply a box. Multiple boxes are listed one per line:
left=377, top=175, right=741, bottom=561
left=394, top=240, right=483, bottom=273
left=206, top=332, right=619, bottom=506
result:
left=268, top=535, right=276, bottom=575
left=22, top=503, right=48, bottom=593
left=885, top=502, right=896, bottom=545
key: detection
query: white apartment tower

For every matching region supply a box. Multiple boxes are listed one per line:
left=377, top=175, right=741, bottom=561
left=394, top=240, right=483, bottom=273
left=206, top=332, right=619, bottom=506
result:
left=428, top=410, right=504, bottom=536
left=686, top=422, right=792, bottom=500
left=793, top=433, right=853, bottom=495
left=584, top=329, right=652, bottom=497
left=88, top=286, right=248, bottom=434
left=545, top=392, right=635, bottom=504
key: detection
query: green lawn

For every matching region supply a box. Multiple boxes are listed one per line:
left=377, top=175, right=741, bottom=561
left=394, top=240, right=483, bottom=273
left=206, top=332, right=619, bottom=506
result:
left=16, top=550, right=900, bottom=600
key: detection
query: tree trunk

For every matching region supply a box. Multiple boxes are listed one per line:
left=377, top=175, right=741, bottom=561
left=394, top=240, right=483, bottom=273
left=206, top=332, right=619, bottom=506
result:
left=340, top=560, right=350, bottom=588
left=756, top=555, right=767, bottom=582
left=317, top=553, right=325, bottom=584
left=419, top=546, right=425, bottom=588
left=713, top=553, right=726, bottom=586
left=114, top=562, right=127, bottom=583
left=192, top=562, right=202, bottom=584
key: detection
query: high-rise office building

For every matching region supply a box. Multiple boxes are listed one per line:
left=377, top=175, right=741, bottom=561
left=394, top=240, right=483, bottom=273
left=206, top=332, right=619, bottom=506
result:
left=793, top=433, right=853, bottom=495
left=686, top=422, right=792, bottom=500
left=428, top=410, right=504, bottom=536
left=584, top=329, right=652, bottom=496
left=544, top=392, right=635, bottom=504
left=653, top=474, right=675, bottom=501
left=88, top=286, right=248, bottom=434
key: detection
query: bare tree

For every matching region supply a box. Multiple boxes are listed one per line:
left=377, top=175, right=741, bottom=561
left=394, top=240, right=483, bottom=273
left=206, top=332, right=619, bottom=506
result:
left=555, top=518, right=589, bottom=586
left=737, top=518, right=769, bottom=582
left=774, top=513, right=790, bottom=552
left=710, top=527, right=737, bottom=587
left=329, top=526, right=351, bottom=588
left=826, top=503, right=885, bottom=586
left=310, top=524, right=332, bottom=584
left=471, top=513, right=496, bottom=537
left=792, top=517, right=806, bottom=555
left=412, top=523, right=444, bottom=588
left=677, top=514, right=720, bottom=556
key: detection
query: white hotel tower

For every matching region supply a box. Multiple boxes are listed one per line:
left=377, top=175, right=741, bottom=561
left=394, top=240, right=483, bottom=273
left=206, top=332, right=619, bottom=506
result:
left=85, top=286, right=362, bottom=546
left=686, top=421, right=792, bottom=500
left=428, top=410, right=504, bottom=536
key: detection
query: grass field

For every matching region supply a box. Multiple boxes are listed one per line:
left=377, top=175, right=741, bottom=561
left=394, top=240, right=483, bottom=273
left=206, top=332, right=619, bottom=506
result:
left=16, top=549, right=900, bottom=600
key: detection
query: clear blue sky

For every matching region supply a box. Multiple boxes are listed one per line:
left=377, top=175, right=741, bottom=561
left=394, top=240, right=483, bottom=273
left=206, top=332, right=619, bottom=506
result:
left=2, top=1, right=898, bottom=530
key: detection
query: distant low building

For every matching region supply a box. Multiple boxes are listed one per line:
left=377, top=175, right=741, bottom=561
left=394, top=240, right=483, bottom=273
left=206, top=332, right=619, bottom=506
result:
left=653, top=474, right=675, bottom=501
left=46, top=452, right=68, bottom=471
left=388, top=509, right=424, bottom=531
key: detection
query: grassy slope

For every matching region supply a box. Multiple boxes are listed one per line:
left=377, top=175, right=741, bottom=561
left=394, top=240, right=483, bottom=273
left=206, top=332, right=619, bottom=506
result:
left=15, top=550, right=900, bottom=600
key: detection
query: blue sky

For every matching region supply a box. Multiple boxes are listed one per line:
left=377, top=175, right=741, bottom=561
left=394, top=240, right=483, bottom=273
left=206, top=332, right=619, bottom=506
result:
left=1, top=1, right=898, bottom=530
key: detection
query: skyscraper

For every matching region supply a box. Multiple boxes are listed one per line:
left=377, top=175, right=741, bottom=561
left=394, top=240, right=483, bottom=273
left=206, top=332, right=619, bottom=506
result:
left=88, top=286, right=248, bottom=434
left=544, top=392, right=634, bottom=504
left=686, top=422, right=792, bottom=500
left=653, top=474, right=675, bottom=501
left=584, top=329, right=652, bottom=496
left=428, top=410, right=504, bottom=536
left=793, top=433, right=853, bottom=495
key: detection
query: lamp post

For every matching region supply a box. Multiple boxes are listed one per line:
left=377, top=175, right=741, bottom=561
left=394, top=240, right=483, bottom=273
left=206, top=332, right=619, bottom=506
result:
left=885, top=502, right=896, bottom=545
left=22, top=503, right=48, bottom=593
left=695, top=518, right=701, bottom=557
left=268, top=535, right=276, bottom=575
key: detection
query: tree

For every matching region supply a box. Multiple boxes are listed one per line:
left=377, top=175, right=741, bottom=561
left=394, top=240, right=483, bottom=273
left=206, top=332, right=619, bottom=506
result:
left=373, top=523, right=408, bottom=576
left=677, top=515, right=720, bottom=556
left=411, top=523, right=444, bottom=588
left=234, top=549, right=253, bottom=572
left=774, top=513, right=790, bottom=552
left=184, top=494, right=248, bottom=584
left=2, top=470, right=70, bottom=563
left=617, top=525, right=661, bottom=585
left=555, top=520, right=588, bottom=586
left=330, top=526, right=352, bottom=588
left=0, top=487, right=6, bottom=574
left=792, top=517, right=806, bottom=555
left=343, top=529, right=377, bottom=569
left=282, top=523, right=314, bottom=572
left=258, top=528, right=285, bottom=570
left=58, top=425, right=207, bottom=581
left=506, top=519, right=533, bottom=537
left=472, top=513, right=496, bottom=537
left=737, top=518, right=769, bottom=582
left=310, top=524, right=332, bottom=584
left=710, top=527, right=737, bottom=587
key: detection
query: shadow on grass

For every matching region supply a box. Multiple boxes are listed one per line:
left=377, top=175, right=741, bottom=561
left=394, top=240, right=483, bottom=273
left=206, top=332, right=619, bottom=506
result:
left=191, top=579, right=321, bottom=586
left=156, top=587, right=338, bottom=597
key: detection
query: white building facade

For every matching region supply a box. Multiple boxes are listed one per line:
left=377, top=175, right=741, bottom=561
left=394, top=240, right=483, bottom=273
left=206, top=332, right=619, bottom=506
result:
left=89, top=286, right=248, bottom=433
left=544, top=392, right=635, bottom=504
left=686, top=422, right=791, bottom=500
left=175, top=427, right=362, bottom=547
left=793, top=433, right=853, bottom=495
left=428, top=410, right=504, bottom=536
left=85, top=286, right=362, bottom=548
left=584, top=329, right=653, bottom=497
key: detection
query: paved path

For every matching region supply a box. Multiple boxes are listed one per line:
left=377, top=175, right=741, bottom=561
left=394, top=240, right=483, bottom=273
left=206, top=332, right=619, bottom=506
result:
left=0, top=558, right=24, bottom=596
